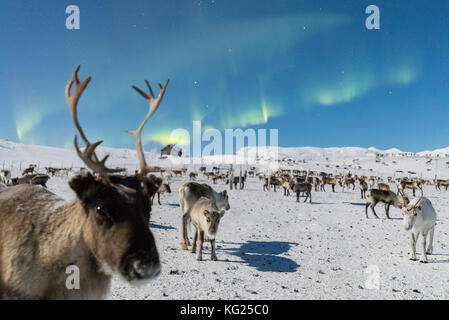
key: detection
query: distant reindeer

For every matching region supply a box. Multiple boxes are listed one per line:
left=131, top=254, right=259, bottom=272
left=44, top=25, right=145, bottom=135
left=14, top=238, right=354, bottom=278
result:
left=398, top=179, right=421, bottom=196
left=151, top=182, right=172, bottom=205
left=292, top=182, right=312, bottom=203
left=378, top=182, right=390, bottom=191
left=359, top=179, right=368, bottom=199
left=435, top=178, right=449, bottom=191
left=365, top=189, right=409, bottom=219
left=321, top=176, right=342, bottom=192
left=189, top=172, right=198, bottom=181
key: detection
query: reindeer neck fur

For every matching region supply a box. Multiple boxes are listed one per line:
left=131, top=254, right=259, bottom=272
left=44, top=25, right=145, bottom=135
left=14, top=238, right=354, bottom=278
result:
left=0, top=185, right=110, bottom=300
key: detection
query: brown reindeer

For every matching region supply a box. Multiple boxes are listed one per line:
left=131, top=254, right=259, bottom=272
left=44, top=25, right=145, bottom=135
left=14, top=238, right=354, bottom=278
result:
left=179, top=182, right=230, bottom=250
left=189, top=172, right=198, bottom=181
left=151, top=182, right=172, bottom=205
left=189, top=197, right=225, bottom=261
left=435, top=178, right=449, bottom=191
left=365, top=189, right=409, bottom=219
left=321, top=176, right=342, bottom=192
left=293, top=182, right=312, bottom=203
left=0, top=66, right=168, bottom=299
left=398, top=179, right=421, bottom=196
left=378, top=182, right=390, bottom=191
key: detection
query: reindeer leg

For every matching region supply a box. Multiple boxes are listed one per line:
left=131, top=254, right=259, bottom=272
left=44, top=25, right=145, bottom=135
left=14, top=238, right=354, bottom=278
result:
left=385, top=203, right=391, bottom=219
left=296, top=191, right=300, bottom=203
left=197, top=231, right=204, bottom=261
left=409, top=232, right=417, bottom=261
left=181, top=212, right=191, bottom=250
left=157, top=192, right=161, bottom=205
left=191, top=228, right=198, bottom=253
left=371, top=201, right=379, bottom=218
left=211, top=239, right=217, bottom=261
left=365, top=202, right=370, bottom=218
left=420, top=232, right=428, bottom=263
left=426, top=227, right=434, bottom=255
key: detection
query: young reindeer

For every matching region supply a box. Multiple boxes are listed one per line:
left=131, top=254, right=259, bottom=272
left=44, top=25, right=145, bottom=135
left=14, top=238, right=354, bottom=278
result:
left=189, top=197, right=225, bottom=261
left=0, top=66, right=168, bottom=300
left=402, top=187, right=436, bottom=263
left=179, top=182, right=230, bottom=250
left=365, top=188, right=409, bottom=219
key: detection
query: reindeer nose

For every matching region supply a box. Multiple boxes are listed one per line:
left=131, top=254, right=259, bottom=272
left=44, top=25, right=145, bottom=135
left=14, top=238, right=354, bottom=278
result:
left=132, top=259, right=161, bottom=280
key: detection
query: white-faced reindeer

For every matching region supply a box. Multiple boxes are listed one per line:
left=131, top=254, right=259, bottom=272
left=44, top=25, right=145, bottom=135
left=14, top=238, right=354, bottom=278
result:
left=0, top=66, right=169, bottom=299
left=189, top=197, right=225, bottom=261
left=402, top=188, right=436, bottom=263
left=365, top=188, right=409, bottom=219
left=179, top=182, right=230, bottom=250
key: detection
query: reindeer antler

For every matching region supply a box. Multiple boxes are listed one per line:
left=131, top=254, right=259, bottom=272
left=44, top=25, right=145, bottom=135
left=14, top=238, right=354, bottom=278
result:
left=66, top=65, right=124, bottom=176
left=126, top=78, right=170, bottom=175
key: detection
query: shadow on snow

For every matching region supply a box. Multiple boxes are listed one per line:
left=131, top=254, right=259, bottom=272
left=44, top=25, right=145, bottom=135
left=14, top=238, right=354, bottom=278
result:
left=221, top=240, right=300, bottom=273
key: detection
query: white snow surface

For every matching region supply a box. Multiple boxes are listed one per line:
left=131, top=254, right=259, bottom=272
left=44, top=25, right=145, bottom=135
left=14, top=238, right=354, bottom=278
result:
left=2, top=138, right=449, bottom=299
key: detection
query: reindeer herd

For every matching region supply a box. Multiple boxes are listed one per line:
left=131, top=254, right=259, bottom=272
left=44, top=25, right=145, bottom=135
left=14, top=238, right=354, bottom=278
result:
left=0, top=65, right=446, bottom=299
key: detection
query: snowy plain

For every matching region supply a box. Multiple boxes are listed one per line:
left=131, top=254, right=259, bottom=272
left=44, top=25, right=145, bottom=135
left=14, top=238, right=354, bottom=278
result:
left=2, top=138, right=449, bottom=299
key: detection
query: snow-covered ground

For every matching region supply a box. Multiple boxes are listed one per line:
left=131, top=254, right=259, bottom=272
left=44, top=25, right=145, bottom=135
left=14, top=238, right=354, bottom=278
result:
left=2, top=139, right=449, bottom=299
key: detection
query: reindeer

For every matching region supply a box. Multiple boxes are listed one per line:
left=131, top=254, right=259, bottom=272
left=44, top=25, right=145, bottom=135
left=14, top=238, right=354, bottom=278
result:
left=150, top=179, right=171, bottom=205
left=263, top=176, right=281, bottom=192
left=22, top=165, right=35, bottom=176
left=189, top=197, right=225, bottom=261
left=401, top=188, right=436, bottom=263
left=179, top=182, right=230, bottom=250
left=0, top=170, right=11, bottom=185
left=227, top=176, right=245, bottom=189
left=359, top=179, right=368, bottom=199
left=0, top=66, right=168, bottom=299
left=435, top=178, right=449, bottom=191
left=292, top=182, right=312, bottom=203
left=320, top=176, right=342, bottom=192
left=378, top=182, right=390, bottom=191
left=172, top=169, right=183, bottom=177
left=398, top=178, right=421, bottom=196
left=343, top=176, right=356, bottom=190
left=189, top=172, right=198, bottom=181
left=365, top=189, right=409, bottom=219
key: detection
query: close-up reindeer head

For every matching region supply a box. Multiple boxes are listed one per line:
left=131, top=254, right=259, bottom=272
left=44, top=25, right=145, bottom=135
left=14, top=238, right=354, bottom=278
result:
left=65, top=65, right=169, bottom=283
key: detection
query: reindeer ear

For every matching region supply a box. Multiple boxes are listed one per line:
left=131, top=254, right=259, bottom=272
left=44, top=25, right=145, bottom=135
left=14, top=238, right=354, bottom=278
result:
left=69, top=172, right=98, bottom=205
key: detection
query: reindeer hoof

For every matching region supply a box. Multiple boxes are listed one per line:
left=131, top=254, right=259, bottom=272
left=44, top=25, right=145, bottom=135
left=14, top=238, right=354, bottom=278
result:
left=211, top=255, right=217, bottom=261
left=426, top=249, right=433, bottom=255
left=419, top=259, right=428, bottom=263
left=197, top=256, right=202, bottom=261
left=181, top=242, right=188, bottom=250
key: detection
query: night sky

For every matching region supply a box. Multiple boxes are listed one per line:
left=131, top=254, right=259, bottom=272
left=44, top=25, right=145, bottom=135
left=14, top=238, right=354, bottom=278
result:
left=1, top=0, right=448, bottom=152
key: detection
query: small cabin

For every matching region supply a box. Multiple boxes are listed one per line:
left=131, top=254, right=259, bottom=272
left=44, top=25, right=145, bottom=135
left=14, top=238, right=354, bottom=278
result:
left=160, top=144, right=182, bottom=157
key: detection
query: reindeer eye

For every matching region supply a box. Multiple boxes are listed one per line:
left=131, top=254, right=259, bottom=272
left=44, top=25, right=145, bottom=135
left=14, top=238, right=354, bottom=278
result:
left=95, top=205, right=107, bottom=216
